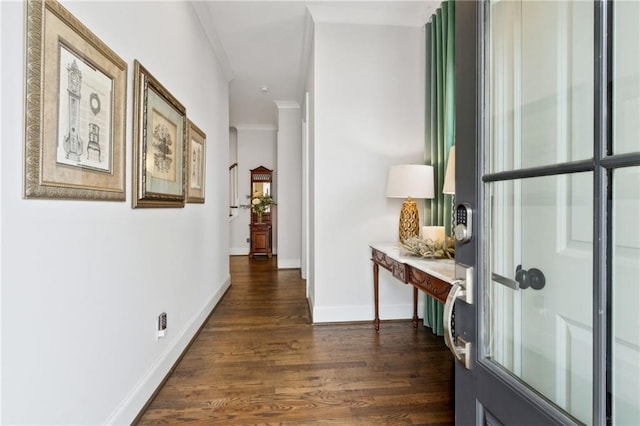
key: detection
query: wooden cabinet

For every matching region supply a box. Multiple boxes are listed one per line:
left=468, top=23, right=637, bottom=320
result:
left=249, top=223, right=272, bottom=258
left=248, top=166, right=274, bottom=258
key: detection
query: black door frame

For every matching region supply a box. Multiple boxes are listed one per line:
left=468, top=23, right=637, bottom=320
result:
left=453, top=1, right=640, bottom=424
left=453, top=1, right=583, bottom=422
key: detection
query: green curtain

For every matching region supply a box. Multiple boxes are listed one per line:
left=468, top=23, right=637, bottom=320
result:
left=423, top=1, right=455, bottom=336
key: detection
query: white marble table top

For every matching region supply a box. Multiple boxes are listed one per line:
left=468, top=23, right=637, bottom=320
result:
left=369, top=242, right=455, bottom=284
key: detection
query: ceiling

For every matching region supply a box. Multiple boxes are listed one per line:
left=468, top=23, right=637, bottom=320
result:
left=193, top=1, right=441, bottom=130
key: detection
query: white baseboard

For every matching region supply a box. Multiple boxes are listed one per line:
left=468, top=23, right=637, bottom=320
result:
left=229, top=247, right=249, bottom=255
left=230, top=248, right=279, bottom=256
left=105, top=275, right=231, bottom=425
left=277, top=258, right=300, bottom=269
left=312, top=302, right=423, bottom=324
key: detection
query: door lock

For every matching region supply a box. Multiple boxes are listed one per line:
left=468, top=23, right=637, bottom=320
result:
left=454, top=203, right=473, bottom=243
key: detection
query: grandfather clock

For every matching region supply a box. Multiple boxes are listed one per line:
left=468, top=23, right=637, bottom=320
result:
left=63, top=60, right=83, bottom=161
left=249, top=166, right=273, bottom=258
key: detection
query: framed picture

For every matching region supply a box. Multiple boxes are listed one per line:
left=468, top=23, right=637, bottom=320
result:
left=132, top=60, right=186, bottom=208
left=186, top=120, right=206, bottom=203
left=24, top=0, right=127, bottom=200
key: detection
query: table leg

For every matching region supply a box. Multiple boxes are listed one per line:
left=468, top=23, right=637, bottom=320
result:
left=412, top=287, right=419, bottom=329
left=373, top=262, right=380, bottom=332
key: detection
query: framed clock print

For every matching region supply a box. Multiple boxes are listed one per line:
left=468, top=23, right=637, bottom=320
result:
left=24, top=0, right=127, bottom=200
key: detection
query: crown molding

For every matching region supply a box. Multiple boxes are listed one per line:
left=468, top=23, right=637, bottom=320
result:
left=296, top=9, right=314, bottom=105
left=191, top=2, right=234, bottom=83
left=274, top=100, right=300, bottom=109
left=233, top=124, right=278, bottom=131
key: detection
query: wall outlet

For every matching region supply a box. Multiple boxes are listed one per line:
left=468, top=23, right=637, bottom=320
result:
left=157, top=312, right=167, bottom=339
left=246, top=237, right=250, bottom=243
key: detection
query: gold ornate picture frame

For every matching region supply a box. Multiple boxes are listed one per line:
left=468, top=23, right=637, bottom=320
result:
left=186, top=120, right=206, bottom=204
left=24, top=0, right=127, bottom=200
left=132, top=60, right=186, bottom=208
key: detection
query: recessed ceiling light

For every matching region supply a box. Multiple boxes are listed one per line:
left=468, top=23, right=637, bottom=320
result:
left=260, top=86, right=269, bottom=93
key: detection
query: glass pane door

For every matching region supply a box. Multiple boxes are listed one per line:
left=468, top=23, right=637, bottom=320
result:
left=486, top=174, right=593, bottom=424
left=613, top=1, right=640, bottom=154
left=486, top=0, right=593, bottom=174
left=612, top=167, right=640, bottom=424
left=612, top=2, right=640, bottom=422
left=457, top=0, right=640, bottom=424
left=484, top=0, right=595, bottom=423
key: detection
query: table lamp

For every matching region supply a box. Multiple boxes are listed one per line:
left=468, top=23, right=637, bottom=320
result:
left=386, top=164, right=434, bottom=241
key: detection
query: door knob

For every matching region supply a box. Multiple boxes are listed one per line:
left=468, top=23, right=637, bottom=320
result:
left=492, top=266, right=546, bottom=291
left=528, top=268, right=546, bottom=290
left=515, top=264, right=530, bottom=289
left=515, top=264, right=546, bottom=290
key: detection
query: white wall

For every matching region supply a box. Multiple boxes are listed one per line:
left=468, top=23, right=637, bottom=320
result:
left=230, top=127, right=238, bottom=164
left=304, top=39, right=316, bottom=306
left=310, top=22, right=425, bottom=322
left=0, top=0, right=4, bottom=419
left=276, top=103, right=302, bottom=269
left=229, top=127, right=277, bottom=255
left=0, top=1, right=230, bottom=424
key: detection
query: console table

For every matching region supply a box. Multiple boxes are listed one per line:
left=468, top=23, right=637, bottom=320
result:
left=370, top=243, right=455, bottom=331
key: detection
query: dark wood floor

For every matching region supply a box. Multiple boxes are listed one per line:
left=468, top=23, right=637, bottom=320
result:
left=136, top=255, right=454, bottom=425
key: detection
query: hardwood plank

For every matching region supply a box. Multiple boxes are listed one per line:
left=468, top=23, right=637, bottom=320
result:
left=136, top=256, right=454, bottom=425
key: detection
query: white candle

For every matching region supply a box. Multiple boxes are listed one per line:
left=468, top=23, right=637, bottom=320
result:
left=422, top=226, right=445, bottom=242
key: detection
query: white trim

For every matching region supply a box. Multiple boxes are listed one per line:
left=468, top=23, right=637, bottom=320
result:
left=104, top=275, right=231, bottom=425
left=305, top=3, right=437, bottom=28
left=232, top=124, right=278, bottom=131
left=230, top=248, right=250, bottom=256
left=312, top=302, right=423, bottom=324
left=296, top=9, right=314, bottom=104
left=191, top=2, right=234, bottom=82
left=0, top=0, right=4, bottom=418
left=277, top=258, right=300, bottom=269
left=301, top=92, right=309, bottom=283
left=274, top=100, right=300, bottom=109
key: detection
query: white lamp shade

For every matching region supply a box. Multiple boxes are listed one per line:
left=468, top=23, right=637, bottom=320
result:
left=442, top=145, right=455, bottom=194
left=386, top=164, right=434, bottom=199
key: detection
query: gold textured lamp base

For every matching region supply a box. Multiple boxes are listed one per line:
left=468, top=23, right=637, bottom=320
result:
left=398, top=197, right=420, bottom=242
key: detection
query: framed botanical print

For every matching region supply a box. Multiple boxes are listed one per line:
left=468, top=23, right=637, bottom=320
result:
left=132, top=60, right=186, bottom=208
left=186, top=120, right=206, bottom=204
left=24, top=0, right=127, bottom=200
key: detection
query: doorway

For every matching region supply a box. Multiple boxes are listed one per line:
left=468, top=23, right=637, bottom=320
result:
left=452, top=1, right=640, bottom=424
